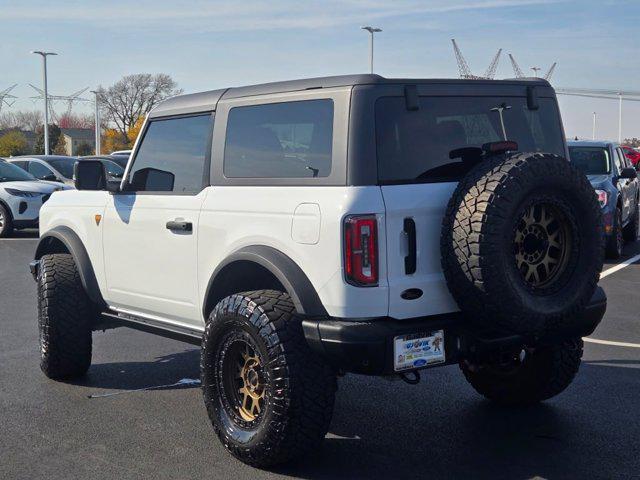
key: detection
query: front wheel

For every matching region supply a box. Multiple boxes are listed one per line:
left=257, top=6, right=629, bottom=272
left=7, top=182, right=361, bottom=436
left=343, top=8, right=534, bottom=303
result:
left=0, top=203, right=13, bottom=238
left=37, top=254, right=93, bottom=379
left=460, top=338, right=583, bottom=405
left=201, top=290, right=336, bottom=467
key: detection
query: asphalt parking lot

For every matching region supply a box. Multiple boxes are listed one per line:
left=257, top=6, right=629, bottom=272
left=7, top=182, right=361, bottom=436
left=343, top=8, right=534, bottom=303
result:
left=1, top=231, right=639, bottom=480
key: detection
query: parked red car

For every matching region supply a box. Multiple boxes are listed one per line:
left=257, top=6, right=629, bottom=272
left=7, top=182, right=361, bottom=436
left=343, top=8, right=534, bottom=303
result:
left=621, top=145, right=640, bottom=166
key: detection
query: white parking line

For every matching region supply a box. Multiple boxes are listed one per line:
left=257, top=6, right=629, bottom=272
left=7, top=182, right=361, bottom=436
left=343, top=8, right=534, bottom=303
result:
left=584, top=337, right=640, bottom=348
left=600, top=253, right=640, bottom=279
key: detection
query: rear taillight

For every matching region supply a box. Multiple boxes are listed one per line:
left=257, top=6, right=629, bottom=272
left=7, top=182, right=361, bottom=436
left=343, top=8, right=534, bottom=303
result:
left=344, top=215, right=378, bottom=286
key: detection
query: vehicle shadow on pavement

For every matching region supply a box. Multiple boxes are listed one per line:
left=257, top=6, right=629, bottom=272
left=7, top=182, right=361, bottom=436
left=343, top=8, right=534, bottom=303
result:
left=273, top=362, right=639, bottom=479
left=8, top=229, right=39, bottom=239
left=70, top=349, right=201, bottom=392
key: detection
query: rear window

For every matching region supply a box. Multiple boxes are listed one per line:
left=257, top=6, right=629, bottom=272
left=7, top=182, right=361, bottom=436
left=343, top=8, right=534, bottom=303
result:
left=569, top=147, right=610, bottom=175
left=375, top=96, right=565, bottom=184
left=224, top=99, right=333, bottom=178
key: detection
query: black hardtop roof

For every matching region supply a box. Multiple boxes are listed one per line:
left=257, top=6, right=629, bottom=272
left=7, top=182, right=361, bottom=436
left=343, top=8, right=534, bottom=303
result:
left=149, top=74, right=552, bottom=118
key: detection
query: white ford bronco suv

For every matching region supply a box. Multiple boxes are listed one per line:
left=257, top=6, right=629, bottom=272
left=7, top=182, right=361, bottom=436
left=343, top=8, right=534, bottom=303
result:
left=31, top=75, right=607, bottom=467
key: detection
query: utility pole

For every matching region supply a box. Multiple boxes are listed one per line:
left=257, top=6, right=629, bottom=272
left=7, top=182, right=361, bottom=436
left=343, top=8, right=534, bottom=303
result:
left=592, top=112, right=597, bottom=140
left=90, top=90, right=101, bottom=155
left=618, top=92, right=623, bottom=143
left=31, top=51, right=57, bottom=155
left=361, top=26, right=382, bottom=74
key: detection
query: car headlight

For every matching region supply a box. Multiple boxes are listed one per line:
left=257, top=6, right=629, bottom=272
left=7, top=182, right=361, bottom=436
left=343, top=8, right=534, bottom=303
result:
left=595, top=189, right=608, bottom=208
left=4, top=188, right=42, bottom=198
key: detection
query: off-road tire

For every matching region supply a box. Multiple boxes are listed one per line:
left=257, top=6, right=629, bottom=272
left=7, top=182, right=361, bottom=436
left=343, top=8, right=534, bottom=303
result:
left=460, top=338, right=583, bottom=405
left=201, top=290, right=336, bottom=467
left=37, top=254, right=92, bottom=379
left=622, top=201, right=639, bottom=243
left=606, top=208, right=624, bottom=259
left=441, top=152, right=604, bottom=336
left=0, top=203, right=13, bottom=238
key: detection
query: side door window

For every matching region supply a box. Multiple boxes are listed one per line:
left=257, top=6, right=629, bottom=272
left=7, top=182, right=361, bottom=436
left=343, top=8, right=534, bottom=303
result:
left=612, top=148, right=624, bottom=175
left=126, top=114, right=213, bottom=193
left=619, top=148, right=632, bottom=169
left=28, top=161, right=55, bottom=180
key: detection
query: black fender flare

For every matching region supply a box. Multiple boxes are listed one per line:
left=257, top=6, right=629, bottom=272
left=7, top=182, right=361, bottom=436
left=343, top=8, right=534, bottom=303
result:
left=203, top=245, right=327, bottom=318
left=34, top=226, right=105, bottom=306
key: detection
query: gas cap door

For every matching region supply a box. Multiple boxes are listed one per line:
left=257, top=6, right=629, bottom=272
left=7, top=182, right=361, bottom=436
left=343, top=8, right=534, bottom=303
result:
left=291, top=203, right=321, bottom=245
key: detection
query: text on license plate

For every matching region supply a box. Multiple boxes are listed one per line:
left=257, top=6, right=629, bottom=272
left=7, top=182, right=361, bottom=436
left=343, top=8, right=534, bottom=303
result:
left=393, top=330, right=445, bottom=372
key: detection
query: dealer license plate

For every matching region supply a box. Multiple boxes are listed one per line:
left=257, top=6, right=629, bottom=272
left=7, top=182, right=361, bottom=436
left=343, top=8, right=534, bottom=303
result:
left=394, top=330, right=445, bottom=372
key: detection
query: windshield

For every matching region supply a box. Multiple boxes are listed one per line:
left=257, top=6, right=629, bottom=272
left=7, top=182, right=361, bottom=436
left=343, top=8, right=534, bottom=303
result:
left=0, top=161, right=36, bottom=182
left=568, top=147, right=611, bottom=175
left=46, top=158, right=77, bottom=179
left=375, top=96, right=565, bottom=184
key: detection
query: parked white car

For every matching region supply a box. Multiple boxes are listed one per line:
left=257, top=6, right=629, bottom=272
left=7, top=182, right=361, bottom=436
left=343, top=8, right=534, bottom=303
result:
left=0, top=159, right=68, bottom=237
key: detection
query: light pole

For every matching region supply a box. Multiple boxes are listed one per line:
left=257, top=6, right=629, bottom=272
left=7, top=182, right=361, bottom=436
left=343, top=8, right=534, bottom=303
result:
left=531, top=66, right=541, bottom=77
left=361, top=26, right=382, bottom=74
left=31, top=51, right=57, bottom=155
left=618, top=92, right=623, bottom=143
left=592, top=112, right=597, bottom=140
left=90, top=90, right=101, bottom=155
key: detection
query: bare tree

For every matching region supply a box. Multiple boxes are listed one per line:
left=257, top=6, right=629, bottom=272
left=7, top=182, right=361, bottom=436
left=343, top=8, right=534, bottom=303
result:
left=97, top=73, right=182, bottom=137
left=0, top=110, right=43, bottom=132
left=14, top=110, right=43, bottom=132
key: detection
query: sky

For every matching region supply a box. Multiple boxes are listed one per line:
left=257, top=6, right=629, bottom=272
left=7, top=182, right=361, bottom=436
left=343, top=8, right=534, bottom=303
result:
left=0, top=0, right=638, bottom=141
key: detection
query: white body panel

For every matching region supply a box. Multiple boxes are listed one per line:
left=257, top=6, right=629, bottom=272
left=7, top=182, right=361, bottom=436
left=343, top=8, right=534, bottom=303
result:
left=102, top=192, right=206, bottom=325
left=40, top=184, right=412, bottom=326
left=198, top=186, right=388, bottom=321
left=38, top=190, right=109, bottom=293
left=381, top=183, right=460, bottom=318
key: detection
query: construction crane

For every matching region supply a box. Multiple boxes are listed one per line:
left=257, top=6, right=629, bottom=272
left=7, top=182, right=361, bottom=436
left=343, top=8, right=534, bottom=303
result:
left=28, top=84, right=90, bottom=122
left=508, top=54, right=525, bottom=78
left=544, top=62, right=557, bottom=81
left=451, top=39, right=476, bottom=79
left=484, top=48, right=502, bottom=80
left=451, top=39, right=502, bottom=80
left=0, top=84, right=18, bottom=112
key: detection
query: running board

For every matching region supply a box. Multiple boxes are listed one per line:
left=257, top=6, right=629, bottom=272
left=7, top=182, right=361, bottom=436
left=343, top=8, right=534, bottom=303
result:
left=95, top=311, right=202, bottom=346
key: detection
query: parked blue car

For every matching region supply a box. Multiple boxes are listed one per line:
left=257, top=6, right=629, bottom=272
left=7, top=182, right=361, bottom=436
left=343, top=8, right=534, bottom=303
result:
left=568, top=140, right=639, bottom=258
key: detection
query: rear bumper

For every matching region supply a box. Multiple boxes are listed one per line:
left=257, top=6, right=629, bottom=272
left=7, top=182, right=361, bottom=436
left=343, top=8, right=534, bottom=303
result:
left=303, top=287, right=607, bottom=376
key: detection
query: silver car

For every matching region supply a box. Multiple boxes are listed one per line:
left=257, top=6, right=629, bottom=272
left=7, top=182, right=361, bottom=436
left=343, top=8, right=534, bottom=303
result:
left=0, top=159, right=69, bottom=237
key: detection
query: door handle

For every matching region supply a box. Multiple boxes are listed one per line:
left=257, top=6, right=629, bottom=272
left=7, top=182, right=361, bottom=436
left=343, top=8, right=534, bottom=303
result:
left=166, top=220, right=193, bottom=232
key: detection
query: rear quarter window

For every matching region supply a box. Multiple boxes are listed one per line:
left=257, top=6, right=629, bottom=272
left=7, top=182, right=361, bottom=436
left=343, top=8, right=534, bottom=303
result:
left=224, top=99, right=333, bottom=178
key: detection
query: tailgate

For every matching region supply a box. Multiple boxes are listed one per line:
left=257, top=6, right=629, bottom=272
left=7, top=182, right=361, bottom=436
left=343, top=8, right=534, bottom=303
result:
left=381, top=183, right=459, bottom=319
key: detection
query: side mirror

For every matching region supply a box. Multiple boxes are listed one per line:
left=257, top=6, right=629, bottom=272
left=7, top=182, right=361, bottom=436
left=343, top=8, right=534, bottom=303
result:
left=74, top=160, right=107, bottom=190
left=620, top=167, right=638, bottom=180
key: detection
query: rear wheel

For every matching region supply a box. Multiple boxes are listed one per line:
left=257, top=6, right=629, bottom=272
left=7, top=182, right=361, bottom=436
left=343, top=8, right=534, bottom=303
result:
left=201, top=290, right=336, bottom=467
left=0, top=204, right=13, bottom=238
left=606, top=208, right=624, bottom=259
left=461, top=338, right=583, bottom=405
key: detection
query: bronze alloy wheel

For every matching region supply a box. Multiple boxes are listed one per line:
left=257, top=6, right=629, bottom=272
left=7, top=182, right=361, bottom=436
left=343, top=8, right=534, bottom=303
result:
left=513, top=202, right=572, bottom=289
left=220, top=334, right=266, bottom=424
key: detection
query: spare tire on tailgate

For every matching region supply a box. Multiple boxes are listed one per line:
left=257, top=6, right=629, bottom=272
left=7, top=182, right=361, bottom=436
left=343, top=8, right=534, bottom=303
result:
left=441, top=152, right=604, bottom=336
